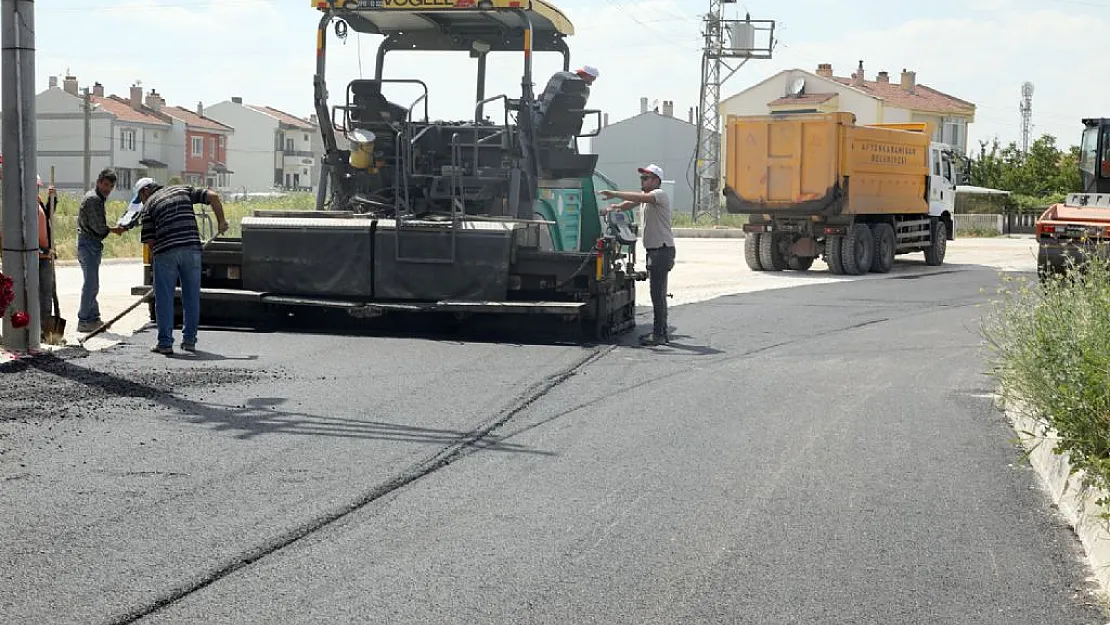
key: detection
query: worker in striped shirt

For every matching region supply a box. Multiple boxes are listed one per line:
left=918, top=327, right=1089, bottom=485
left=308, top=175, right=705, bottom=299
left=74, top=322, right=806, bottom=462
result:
left=134, top=177, right=229, bottom=355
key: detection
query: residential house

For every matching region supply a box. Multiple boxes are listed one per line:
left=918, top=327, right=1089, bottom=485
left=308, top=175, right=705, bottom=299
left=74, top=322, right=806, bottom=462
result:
left=720, top=62, right=977, bottom=155
left=204, top=98, right=318, bottom=194
left=586, top=98, right=698, bottom=213
left=35, top=75, right=172, bottom=199
left=153, top=97, right=235, bottom=189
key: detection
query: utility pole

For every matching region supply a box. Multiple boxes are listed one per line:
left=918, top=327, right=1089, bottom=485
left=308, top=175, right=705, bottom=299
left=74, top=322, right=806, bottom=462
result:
left=693, top=3, right=774, bottom=222
left=1, top=0, right=39, bottom=352
left=1019, top=81, right=1034, bottom=155
left=83, top=87, right=92, bottom=190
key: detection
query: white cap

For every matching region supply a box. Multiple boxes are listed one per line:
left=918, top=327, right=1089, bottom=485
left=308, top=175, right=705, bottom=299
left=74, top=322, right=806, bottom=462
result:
left=131, top=177, right=156, bottom=203
left=637, top=163, right=664, bottom=180
left=576, top=65, right=599, bottom=79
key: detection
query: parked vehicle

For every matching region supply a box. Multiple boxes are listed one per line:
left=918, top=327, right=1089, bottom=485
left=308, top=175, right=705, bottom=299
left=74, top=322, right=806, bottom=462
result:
left=721, top=111, right=956, bottom=275
left=1035, top=118, right=1110, bottom=279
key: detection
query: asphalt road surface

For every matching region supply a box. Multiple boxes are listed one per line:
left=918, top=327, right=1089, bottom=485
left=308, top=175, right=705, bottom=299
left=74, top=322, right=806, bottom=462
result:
left=2, top=263, right=1106, bottom=624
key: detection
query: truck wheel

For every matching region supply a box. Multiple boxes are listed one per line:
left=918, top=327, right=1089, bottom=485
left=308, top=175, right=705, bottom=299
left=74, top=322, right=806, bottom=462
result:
left=869, top=223, right=896, bottom=273
left=759, top=232, right=787, bottom=271
left=840, top=223, right=874, bottom=276
left=924, top=218, right=948, bottom=266
left=786, top=255, right=814, bottom=271
left=744, top=233, right=764, bottom=271
left=825, top=235, right=845, bottom=274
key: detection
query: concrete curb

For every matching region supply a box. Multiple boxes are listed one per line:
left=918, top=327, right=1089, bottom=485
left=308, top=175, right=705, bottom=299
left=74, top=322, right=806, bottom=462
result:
left=1000, top=394, right=1110, bottom=599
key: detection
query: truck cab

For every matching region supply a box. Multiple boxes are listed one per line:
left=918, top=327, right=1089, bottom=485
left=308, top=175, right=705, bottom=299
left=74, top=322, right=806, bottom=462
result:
left=928, top=142, right=958, bottom=218
left=1079, top=118, right=1110, bottom=194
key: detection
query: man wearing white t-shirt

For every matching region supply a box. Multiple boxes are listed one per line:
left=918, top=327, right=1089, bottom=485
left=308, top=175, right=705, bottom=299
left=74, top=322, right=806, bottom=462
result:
left=600, top=163, right=675, bottom=346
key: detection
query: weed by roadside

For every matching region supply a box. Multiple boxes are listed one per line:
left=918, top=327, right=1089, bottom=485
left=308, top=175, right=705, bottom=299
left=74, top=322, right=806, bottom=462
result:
left=672, top=213, right=747, bottom=229
left=981, top=252, right=1110, bottom=508
left=957, top=227, right=1002, bottom=238
left=46, top=191, right=316, bottom=261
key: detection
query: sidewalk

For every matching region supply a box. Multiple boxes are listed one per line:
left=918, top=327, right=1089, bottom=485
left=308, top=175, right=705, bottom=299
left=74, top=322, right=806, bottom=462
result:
left=0, top=259, right=149, bottom=360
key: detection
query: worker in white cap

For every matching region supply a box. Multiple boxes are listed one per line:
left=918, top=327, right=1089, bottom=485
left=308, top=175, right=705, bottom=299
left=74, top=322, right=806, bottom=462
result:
left=534, top=63, right=600, bottom=123
left=574, top=65, right=599, bottom=85
left=600, top=163, right=675, bottom=346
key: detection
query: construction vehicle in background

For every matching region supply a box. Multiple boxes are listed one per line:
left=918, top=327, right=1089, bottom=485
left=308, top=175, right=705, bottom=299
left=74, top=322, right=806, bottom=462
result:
left=134, top=0, right=644, bottom=341
left=721, top=111, right=956, bottom=275
left=1035, top=118, right=1110, bottom=278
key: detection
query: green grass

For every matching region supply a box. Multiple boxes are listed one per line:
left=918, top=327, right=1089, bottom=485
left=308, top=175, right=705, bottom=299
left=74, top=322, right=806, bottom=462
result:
left=49, top=191, right=316, bottom=261
left=672, top=213, right=748, bottom=229
left=982, top=252, right=1110, bottom=510
left=956, top=226, right=1001, bottom=238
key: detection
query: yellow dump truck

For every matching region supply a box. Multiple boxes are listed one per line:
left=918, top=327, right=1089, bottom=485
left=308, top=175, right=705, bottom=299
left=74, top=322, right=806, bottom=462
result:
left=722, top=111, right=957, bottom=275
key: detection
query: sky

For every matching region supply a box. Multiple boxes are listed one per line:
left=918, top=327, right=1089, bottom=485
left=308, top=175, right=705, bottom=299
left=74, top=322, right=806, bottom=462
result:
left=23, top=0, right=1110, bottom=156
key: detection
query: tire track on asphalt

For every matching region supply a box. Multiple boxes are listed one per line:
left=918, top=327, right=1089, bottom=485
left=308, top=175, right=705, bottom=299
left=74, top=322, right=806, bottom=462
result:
left=101, top=344, right=614, bottom=625
left=494, top=300, right=983, bottom=445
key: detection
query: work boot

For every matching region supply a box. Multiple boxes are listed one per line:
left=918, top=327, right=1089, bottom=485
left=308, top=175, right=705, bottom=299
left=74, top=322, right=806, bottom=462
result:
left=639, top=332, right=669, bottom=346
left=151, top=345, right=173, bottom=355
left=77, top=319, right=101, bottom=333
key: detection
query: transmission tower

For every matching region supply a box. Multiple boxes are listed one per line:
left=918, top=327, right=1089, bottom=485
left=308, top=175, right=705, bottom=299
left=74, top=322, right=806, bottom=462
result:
left=1019, top=81, right=1034, bottom=154
left=692, top=3, right=774, bottom=222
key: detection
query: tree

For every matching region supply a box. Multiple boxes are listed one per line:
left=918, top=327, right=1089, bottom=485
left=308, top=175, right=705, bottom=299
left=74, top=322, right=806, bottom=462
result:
left=966, top=133, right=1079, bottom=200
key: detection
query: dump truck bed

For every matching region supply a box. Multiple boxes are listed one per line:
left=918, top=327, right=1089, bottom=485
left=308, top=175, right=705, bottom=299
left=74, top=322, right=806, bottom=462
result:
left=723, top=111, right=931, bottom=217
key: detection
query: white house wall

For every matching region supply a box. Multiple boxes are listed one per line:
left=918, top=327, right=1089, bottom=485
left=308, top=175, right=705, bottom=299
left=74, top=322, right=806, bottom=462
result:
left=35, top=88, right=114, bottom=194
left=205, top=100, right=278, bottom=193
left=281, top=127, right=316, bottom=190
left=588, top=112, right=697, bottom=214
left=165, top=118, right=187, bottom=178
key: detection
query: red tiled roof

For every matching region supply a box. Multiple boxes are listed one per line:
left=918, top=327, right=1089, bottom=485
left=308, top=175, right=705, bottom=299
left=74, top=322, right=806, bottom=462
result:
left=162, top=106, right=233, bottom=132
left=831, top=76, right=975, bottom=115
left=768, top=93, right=837, bottom=106
left=92, top=95, right=170, bottom=126
left=245, top=105, right=315, bottom=130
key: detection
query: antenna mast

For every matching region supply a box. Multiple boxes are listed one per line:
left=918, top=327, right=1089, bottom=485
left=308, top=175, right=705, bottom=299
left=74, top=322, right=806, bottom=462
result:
left=1019, top=81, right=1034, bottom=154
left=692, top=3, right=774, bottom=222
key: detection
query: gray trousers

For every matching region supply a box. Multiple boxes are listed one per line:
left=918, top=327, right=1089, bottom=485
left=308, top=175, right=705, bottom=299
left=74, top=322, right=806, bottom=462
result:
left=646, top=245, right=675, bottom=337
left=38, top=258, right=54, bottom=322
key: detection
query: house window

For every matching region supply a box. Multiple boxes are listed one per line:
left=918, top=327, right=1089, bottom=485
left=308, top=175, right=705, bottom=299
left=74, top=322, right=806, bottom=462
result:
left=210, top=138, right=216, bottom=158
left=192, top=136, right=203, bottom=157
left=218, top=136, right=225, bottom=150
left=942, top=119, right=965, bottom=150
left=286, top=138, right=295, bottom=152
left=120, top=128, right=136, bottom=151
left=117, top=168, right=133, bottom=189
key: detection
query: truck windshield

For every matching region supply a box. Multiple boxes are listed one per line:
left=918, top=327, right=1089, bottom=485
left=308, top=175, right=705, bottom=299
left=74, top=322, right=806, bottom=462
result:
left=1102, top=124, right=1110, bottom=178
left=1080, top=126, right=1098, bottom=177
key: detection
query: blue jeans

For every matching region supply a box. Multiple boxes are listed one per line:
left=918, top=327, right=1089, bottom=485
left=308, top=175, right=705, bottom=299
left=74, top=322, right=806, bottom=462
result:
left=77, top=235, right=103, bottom=323
left=152, top=245, right=202, bottom=348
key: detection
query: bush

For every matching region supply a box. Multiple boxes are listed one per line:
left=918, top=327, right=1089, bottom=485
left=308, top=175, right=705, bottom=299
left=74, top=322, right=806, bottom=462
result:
left=982, top=252, right=1110, bottom=506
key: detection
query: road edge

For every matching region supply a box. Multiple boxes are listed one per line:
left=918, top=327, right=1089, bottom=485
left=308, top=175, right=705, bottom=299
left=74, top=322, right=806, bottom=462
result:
left=998, top=393, right=1110, bottom=603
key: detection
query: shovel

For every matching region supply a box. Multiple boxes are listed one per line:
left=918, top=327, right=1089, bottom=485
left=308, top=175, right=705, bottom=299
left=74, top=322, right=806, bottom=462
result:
left=76, top=287, right=153, bottom=347
left=41, top=257, right=66, bottom=344
left=76, top=234, right=219, bottom=348
left=42, top=167, right=67, bottom=345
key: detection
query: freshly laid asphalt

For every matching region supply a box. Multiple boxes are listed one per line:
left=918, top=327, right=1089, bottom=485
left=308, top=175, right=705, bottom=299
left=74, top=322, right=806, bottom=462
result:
left=1, top=263, right=1106, bottom=624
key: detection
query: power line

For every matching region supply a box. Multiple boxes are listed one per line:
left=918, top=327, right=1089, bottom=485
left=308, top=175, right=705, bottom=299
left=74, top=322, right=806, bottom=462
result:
left=692, top=5, right=775, bottom=222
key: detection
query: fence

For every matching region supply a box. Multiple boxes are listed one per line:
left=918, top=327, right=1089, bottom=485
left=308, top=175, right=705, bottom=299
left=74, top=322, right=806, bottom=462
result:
left=953, top=211, right=1045, bottom=236
left=954, top=213, right=1003, bottom=234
